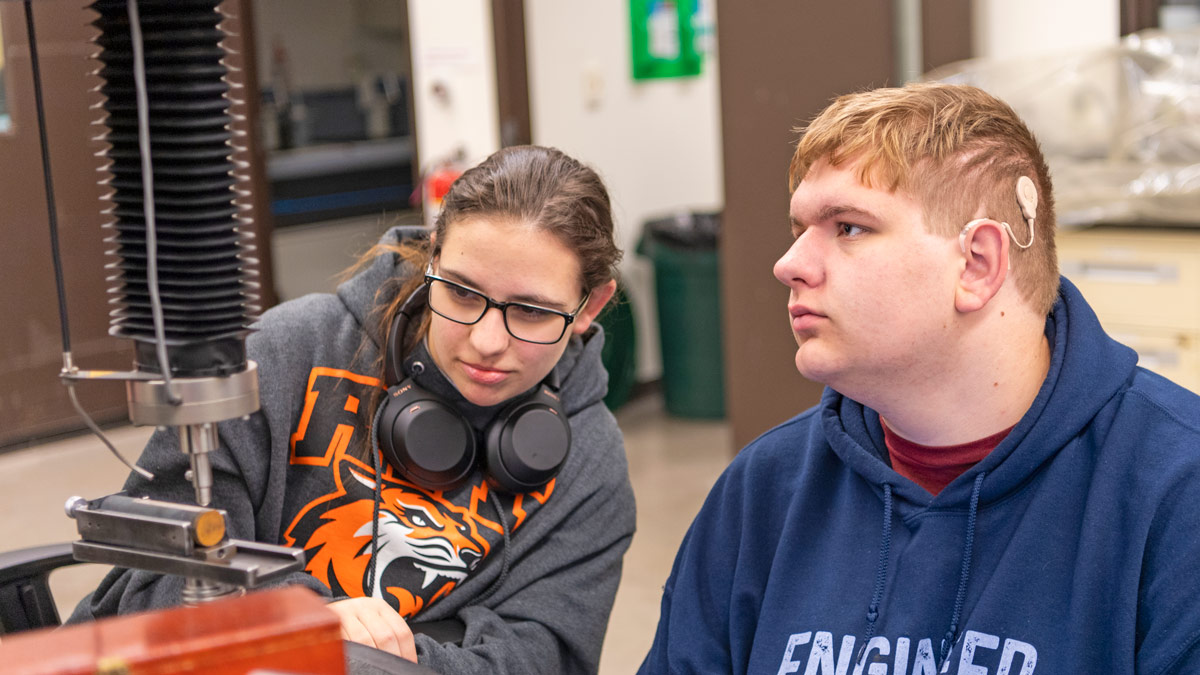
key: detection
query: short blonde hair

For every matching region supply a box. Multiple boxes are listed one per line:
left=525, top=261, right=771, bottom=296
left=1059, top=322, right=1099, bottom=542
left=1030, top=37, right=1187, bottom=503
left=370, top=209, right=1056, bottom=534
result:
left=789, top=82, right=1059, bottom=315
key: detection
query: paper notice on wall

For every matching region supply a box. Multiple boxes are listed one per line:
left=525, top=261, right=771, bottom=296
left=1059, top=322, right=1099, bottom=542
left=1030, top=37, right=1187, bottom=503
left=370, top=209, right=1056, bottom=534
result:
left=648, top=1, right=680, bottom=60
left=418, top=46, right=480, bottom=73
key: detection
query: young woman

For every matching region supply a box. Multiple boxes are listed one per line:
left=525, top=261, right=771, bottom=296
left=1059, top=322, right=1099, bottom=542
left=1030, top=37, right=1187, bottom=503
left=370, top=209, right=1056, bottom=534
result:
left=71, top=145, right=635, bottom=674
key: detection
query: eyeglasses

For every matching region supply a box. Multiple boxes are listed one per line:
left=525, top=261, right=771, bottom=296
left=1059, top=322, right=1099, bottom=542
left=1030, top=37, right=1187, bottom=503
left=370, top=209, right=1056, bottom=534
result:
left=424, top=266, right=590, bottom=345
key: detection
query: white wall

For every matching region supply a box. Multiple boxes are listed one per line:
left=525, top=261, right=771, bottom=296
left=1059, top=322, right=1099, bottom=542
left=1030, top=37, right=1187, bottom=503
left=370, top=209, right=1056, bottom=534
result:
left=525, top=0, right=724, bottom=380
left=407, top=0, right=501, bottom=177
left=973, top=0, right=1120, bottom=61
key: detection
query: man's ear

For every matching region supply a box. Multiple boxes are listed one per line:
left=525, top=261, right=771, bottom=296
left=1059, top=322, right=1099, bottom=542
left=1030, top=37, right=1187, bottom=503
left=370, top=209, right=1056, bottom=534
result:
left=956, top=219, right=1008, bottom=313
left=571, top=279, right=618, bottom=335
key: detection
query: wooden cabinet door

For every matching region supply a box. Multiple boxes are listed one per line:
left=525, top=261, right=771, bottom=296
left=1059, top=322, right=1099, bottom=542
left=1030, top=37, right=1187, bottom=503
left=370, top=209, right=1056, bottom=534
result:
left=0, top=1, right=128, bottom=448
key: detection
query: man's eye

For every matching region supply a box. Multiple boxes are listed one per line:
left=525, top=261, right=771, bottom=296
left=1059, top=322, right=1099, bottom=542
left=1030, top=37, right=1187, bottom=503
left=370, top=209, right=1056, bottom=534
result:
left=839, top=223, right=866, bottom=237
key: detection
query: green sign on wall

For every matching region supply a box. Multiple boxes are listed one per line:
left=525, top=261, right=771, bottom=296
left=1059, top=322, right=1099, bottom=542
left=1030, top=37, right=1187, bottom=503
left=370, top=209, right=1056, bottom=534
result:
left=629, top=0, right=702, bottom=81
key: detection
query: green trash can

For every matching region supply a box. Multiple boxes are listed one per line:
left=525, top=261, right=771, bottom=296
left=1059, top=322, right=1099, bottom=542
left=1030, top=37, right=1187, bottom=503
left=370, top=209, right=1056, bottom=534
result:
left=597, top=282, right=638, bottom=412
left=637, top=212, right=725, bottom=418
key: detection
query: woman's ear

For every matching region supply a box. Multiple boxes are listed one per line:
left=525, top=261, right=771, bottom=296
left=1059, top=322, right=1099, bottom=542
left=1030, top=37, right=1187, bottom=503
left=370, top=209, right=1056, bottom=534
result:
left=570, top=279, right=618, bottom=335
left=955, top=219, right=1008, bottom=313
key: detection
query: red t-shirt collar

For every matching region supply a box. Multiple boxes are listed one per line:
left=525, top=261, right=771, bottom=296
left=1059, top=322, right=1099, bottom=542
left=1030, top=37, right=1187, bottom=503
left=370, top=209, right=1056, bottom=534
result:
left=880, top=416, right=1013, bottom=496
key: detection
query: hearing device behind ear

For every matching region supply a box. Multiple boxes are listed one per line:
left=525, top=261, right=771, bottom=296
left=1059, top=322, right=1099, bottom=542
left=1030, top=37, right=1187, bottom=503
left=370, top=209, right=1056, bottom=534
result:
left=375, top=282, right=571, bottom=493
left=959, top=220, right=986, bottom=254
left=1015, top=175, right=1038, bottom=222
left=958, top=176, right=1039, bottom=254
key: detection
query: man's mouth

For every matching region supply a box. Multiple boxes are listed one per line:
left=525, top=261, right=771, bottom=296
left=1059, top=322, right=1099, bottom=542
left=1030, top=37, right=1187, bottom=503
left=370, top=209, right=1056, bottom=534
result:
left=789, top=305, right=826, bottom=331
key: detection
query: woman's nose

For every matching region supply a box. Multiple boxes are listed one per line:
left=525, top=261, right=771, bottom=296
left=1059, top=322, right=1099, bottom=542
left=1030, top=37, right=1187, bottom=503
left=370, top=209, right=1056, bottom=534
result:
left=469, top=306, right=511, bottom=355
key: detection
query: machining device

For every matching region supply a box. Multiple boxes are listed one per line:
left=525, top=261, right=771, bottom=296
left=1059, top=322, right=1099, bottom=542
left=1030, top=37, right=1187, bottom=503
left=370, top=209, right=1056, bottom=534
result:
left=21, top=0, right=304, bottom=604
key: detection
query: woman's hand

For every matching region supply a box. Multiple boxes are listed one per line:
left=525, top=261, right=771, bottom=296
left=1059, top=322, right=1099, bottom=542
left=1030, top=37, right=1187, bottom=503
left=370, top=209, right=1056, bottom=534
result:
left=328, top=597, right=417, bottom=662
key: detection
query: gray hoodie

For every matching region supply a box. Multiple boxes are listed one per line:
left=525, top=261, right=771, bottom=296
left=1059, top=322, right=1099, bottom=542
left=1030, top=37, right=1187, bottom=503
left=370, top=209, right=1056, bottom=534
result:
left=69, top=226, right=637, bottom=674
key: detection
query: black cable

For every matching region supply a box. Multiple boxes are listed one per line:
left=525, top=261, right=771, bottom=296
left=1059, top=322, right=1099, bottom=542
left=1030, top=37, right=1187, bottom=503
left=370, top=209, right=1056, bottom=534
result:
left=126, top=0, right=180, bottom=403
left=25, top=0, right=153, bottom=481
left=24, top=0, right=71, bottom=354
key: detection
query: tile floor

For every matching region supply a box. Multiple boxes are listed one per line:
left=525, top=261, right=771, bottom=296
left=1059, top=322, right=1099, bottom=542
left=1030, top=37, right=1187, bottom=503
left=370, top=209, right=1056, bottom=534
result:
left=0, top=391, right=732, bottom=674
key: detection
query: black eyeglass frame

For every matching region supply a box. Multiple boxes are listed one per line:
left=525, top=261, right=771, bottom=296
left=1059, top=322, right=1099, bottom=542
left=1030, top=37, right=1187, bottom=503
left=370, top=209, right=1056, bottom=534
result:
left=423, top=268, right=591, bottom=345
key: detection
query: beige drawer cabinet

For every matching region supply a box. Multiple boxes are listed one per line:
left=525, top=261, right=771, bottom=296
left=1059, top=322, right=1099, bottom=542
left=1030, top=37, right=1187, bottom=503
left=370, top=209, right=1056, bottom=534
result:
left=1055, top=226, right=1200, bottom=393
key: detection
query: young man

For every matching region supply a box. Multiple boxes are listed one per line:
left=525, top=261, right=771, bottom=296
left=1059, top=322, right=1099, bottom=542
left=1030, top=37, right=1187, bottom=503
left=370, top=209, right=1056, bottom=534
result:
left=640, top=83, right=1200, bottom=675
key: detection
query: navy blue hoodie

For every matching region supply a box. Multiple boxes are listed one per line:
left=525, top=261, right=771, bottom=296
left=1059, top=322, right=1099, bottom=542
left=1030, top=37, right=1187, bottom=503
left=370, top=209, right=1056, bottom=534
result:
left=640, top=278, right=1200, bottom=675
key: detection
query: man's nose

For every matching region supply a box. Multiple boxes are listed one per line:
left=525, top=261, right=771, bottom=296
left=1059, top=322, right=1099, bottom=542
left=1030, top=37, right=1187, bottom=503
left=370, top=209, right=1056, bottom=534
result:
left=773, top=231, right=823, bottom=288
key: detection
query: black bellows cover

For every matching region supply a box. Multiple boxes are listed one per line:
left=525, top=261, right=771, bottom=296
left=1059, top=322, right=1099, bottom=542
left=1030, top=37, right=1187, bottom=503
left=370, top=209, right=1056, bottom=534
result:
left=90, top=0, right=258, bottom=377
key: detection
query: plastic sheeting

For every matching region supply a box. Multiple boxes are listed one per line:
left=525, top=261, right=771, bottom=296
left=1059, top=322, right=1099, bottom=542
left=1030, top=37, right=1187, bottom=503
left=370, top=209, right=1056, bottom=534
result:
left=926, top=27, right=1200, bottom=227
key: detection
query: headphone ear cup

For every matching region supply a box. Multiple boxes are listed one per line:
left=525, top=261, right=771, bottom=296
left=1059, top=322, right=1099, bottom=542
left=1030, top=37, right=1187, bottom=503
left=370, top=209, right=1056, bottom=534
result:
left=484, top=385, right=571, bottom=493
left=378, top=381, right=476, bottom=491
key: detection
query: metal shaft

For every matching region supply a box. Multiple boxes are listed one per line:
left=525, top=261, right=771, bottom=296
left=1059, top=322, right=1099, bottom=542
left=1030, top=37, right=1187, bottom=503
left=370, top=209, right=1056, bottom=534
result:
left=182, top=576, right=242, bottom=605
left=181, top=422, right=219, bottom=507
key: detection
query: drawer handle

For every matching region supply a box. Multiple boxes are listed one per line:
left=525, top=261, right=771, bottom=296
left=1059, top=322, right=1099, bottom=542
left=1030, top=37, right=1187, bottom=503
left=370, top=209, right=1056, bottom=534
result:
left=1061, top=261, right=1179, bottom=284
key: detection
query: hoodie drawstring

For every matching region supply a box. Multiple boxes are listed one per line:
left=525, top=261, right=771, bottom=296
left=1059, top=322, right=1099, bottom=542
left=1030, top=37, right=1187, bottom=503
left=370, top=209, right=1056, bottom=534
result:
left=939, top=470, right=987, bottom=668
left=857, top=483, right=894, bottom=666
left=858, top=473, right=988, bottom=669
left=469, top=490, right=512, bottom=607
left=865, top=483, right=893, bottom=642
left=365, top=400, right=387, bottom=597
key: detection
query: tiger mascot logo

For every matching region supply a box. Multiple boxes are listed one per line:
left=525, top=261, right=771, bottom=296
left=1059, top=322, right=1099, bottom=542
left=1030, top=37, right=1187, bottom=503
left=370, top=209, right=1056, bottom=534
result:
left=284, top=452, right=501, bottom=617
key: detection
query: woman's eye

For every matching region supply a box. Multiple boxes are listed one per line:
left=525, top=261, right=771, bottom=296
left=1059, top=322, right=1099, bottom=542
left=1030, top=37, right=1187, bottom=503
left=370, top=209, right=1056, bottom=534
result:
left=512, top=305, right=552, bottom=322
left=448, top=286, right=476, bottom=301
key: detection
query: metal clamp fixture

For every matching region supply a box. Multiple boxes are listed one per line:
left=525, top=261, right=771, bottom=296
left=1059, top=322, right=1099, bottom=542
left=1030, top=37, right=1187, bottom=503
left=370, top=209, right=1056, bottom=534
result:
left=66, top=495, right=304, bottom=602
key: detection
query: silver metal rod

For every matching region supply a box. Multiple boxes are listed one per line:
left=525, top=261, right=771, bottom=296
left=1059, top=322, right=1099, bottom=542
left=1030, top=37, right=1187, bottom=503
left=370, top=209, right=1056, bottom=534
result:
left=182, top=421, right=224, bottom=596
left=894, top=0, right=924, bottom=84
left=182, top=422, right=219, bottom=507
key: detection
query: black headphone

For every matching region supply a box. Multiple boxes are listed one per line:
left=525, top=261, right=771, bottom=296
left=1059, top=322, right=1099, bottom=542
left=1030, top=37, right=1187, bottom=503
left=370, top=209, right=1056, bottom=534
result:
left=375, top=283, right=572, bottom=493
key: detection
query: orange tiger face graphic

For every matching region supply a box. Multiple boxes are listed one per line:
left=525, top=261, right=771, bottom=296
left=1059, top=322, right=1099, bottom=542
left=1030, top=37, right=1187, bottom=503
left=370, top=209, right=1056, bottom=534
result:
left=285, top=454, right=501, bottom=617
